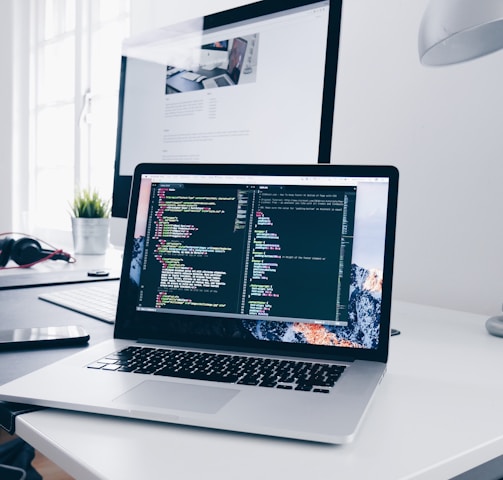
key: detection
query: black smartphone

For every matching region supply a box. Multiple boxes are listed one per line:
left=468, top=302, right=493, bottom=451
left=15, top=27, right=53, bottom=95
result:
left=0, top=325, right=90, bottom=350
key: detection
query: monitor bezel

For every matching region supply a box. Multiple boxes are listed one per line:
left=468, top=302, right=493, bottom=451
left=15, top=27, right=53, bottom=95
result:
left=112, top=0, right=343, bottom=218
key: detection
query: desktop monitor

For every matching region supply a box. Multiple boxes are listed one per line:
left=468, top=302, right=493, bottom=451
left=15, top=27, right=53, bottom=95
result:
left=112, top=0, right=343, bottom=218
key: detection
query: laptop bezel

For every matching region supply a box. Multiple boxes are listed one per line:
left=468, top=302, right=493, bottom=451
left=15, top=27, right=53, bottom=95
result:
left=115, top=163, right=398, bottom=364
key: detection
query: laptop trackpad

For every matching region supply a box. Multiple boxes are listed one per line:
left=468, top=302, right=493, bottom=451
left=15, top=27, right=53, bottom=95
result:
left=114, top=381, right=239, bottom=414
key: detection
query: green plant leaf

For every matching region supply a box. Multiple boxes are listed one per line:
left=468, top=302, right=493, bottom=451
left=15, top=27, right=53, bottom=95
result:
left=70, top=189, right=111, bottom=218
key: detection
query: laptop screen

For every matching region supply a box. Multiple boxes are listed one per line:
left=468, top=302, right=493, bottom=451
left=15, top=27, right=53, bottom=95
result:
left=118, top=164, right=398, bottom=361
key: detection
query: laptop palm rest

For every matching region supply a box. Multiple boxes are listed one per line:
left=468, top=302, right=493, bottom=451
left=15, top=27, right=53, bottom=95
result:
left=113, top=381, right=239, bottom=414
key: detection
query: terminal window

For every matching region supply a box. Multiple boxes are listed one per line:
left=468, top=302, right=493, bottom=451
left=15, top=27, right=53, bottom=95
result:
left=137, top=182, right=356, bottom=327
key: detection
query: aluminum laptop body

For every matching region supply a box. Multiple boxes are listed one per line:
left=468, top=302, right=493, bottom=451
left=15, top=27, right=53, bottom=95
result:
left=0, top=163, right=398, bottom=444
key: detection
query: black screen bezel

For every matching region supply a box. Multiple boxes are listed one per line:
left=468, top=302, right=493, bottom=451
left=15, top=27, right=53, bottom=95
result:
left=111, top=0, right=343, bottom=218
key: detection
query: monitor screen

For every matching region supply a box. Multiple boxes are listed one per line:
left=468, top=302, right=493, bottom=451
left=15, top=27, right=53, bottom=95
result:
left=112, top=0, right=343, bottom=218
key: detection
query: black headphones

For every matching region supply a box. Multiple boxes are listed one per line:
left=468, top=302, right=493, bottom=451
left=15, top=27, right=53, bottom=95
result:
left=0, top=235, right=73, bottom=268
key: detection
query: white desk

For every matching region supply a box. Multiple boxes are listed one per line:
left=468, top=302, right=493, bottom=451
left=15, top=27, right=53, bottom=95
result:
left=0, top=247, right=122, bottom=290
left=8, top=300, right=503, bottom=480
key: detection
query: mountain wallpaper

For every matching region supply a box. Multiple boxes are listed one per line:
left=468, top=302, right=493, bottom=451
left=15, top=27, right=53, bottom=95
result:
left=130, top=236, right=145, bottom=287
left=241, top=264, right=382, bottom=349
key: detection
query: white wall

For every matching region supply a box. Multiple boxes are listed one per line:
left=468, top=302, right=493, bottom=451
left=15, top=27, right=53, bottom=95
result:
left=130, top=0, right=503, bottom=317
left=332, top=0, right=503, bottom=316
left=0, top=0, right=14, bottom=231
left=130, top=0, right=252, bottom=32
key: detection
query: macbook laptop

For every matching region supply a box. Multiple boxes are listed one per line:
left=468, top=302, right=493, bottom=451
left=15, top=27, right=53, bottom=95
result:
left=202, top=37, right=248, bottom=88
left=0, top=163, right=398, bottom=444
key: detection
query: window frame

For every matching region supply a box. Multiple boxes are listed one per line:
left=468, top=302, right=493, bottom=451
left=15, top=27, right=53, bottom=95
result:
left=13, top=0, right=129, bottom=244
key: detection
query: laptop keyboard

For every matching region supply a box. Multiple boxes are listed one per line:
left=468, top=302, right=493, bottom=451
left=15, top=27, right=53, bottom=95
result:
left=88, top=346, right=346, bottom=393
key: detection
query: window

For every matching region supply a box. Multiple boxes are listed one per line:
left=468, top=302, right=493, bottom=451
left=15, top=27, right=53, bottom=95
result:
left=27, top=0, right=130, bottom=233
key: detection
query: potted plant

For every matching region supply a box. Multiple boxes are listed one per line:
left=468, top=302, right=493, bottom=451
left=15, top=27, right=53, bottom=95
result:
left=70, top=189, right=111, bottom=254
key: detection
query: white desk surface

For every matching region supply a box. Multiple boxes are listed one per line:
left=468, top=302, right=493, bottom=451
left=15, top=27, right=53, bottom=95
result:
left=0, top=247, right=123, bottom=287
left=13, top=300, right=503, bottom=480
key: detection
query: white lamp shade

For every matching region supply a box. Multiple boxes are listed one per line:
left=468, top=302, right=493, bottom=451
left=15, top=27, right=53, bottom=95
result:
left=419, top=0, right=503, bottom=65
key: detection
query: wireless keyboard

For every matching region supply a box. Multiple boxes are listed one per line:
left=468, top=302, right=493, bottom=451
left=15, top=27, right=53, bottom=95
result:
left=39, top=283, right=119, bottom=324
